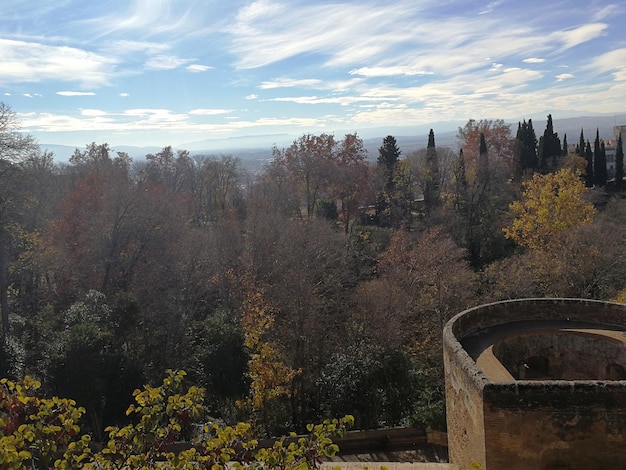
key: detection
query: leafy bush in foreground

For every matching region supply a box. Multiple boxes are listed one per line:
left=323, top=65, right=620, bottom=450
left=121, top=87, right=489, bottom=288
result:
left=1, top=370, right=353, bottom=469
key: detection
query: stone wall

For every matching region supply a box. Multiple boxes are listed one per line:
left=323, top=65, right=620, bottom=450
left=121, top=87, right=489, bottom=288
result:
left=443, top=298, right=626, bottom=470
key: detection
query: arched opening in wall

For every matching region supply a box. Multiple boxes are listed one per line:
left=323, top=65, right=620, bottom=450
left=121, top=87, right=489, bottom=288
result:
left=521, top=355, right=550, bottom=379
left=605, top=363, right=626, bottom=380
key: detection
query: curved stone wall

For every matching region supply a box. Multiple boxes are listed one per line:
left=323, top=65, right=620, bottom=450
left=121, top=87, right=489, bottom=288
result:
left=443, top=298, right=626, bottom=470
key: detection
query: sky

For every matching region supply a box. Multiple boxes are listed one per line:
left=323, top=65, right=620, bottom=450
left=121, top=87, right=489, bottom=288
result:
left=1, top=0, right=626, bottom=150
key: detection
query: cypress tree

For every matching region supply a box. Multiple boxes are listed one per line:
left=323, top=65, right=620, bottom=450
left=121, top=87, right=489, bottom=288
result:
left=585, top=140, right=594, bottom=187
left=514, top=119, right=538, bottom=178
left=562, top=133, right=568, bottom=156
left=477, top=133, right=490, bottom=191
left=593, top=129, right=607, bottom=187
left=454, top=149, right=468, bottom=213
left=423, top=129, right=440, bottom=213
left=578, top=129, right=585, bottom=157
left=538, top=114, right=562, bottom=173
left=615, top=134, right=624, bottom=188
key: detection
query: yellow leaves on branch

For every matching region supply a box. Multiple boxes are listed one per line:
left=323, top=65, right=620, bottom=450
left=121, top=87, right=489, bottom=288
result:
left=504, top=169, right=596, bottom=251
left=241, top=288, right=300, bottom=412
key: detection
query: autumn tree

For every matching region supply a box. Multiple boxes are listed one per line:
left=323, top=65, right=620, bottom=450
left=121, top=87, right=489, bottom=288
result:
left=143, top=146, right=194, bottom=194
left=486, top=197, right=626, bottom=301
left=350, top=227, right=476, bottom=427
left=504, top=168, right=595, bottom=251
left=331, top=133, right=369, bottom=233
left=0, top=103, right=38, bottom=344
left=452, top=129, right=514, bottom=269
left=457, top=119, right=515, bottom=173
left=240, top=284, right=300, bottom=432
left=272, top=134, right=337, bottom=219
left=191, top=155, right=245, bottom=224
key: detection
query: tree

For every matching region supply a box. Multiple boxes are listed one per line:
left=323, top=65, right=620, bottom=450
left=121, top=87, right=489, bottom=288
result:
left=615, top=134, right=624, bottom=188
left=0, top=103, right=39, bottom=342
left=593, top=129, right=608, bottom=187
left=504, top=168, right=596, bottom=251
left=377, top=135, right=401, bottom=185
left=457, top=119, right=515, bottom=174
left=578, top=129, right=585, bottom=157
left=240, top=284, right=300, bottom=431
left=538, top=114, right=562, bottom=173
left=332, top=133, right=369, bottom=234
left=422, top=129, right=440, bottom=214
left=375, top=136, right=413, bottom=227
left=0, top=103, right=37, bottom=163
left=1, top=371, right=354, bottom=470
left=272, top=134, right=337, bottom=219
left=192, top=155, right=244, bottom=224
left=514, top=119, right=538, bottom=178
left=585, top=140, right=594, bottom=187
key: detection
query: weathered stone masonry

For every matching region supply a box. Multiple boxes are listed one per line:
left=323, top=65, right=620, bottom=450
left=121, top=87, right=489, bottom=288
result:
left=443, top=298, right=626, bottom=470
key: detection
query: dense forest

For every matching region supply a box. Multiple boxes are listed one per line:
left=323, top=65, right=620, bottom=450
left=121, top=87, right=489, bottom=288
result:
left=1, top=102, right=625, bottom=439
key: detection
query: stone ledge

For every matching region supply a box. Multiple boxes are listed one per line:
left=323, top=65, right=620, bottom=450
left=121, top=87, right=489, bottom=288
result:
left=321, top=463, right=456, bottom=470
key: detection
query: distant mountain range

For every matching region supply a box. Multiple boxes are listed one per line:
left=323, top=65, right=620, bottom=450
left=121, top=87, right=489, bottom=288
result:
left=40, top=113, right=626, bottom=167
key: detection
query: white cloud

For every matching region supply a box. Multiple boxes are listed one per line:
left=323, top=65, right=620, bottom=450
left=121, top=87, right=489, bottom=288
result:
left=57, top=91, right=96, bottom=96
left=589, top=48, right=626, bottom=73
left=145, top=55, right=193, bottom=70
left=93, top=0, right=202, bottom=37
left=556, top=73, right=574, bottom=82
left=349, top=66, right=433, bottom=77
left=120, top=93, right=129, bottom=97
left=189, top=108, right=233, bottom=115
left=614, top=68, right=626, bottom=82
left=593, top=4, right=621, bottom=21
left=523, top=58, right=545, bottom=64
left=553, top=23, right=607, bottom=50
left=106, top=40, right=170, bottom=56
left=80, top=109, right=109, bottom=116
left=230, top=1, right=419, bottom=69
left=186, top=64, right=213, bottom=72
left=246, top=94, right=258, bottom=100
left=0, top=39, right=116, bottom=86
left=259, top=78, right=323, bottom=89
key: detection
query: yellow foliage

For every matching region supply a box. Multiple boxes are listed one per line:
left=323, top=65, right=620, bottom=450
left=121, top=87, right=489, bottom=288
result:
left=504, top=169, right=595, bottom=251
left=241, top=287, right=300, bottom=413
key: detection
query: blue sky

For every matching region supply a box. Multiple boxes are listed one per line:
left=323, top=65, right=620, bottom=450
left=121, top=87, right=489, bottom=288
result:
left=1, top=0, right=625, bottom=149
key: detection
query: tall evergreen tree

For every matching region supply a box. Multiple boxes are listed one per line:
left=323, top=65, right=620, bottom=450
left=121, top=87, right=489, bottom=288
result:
left=477, top=133, right=490, bottom=191
left=377, top=135, right=401, bottom=188
left=615, top=134, right=624, bottom=188
left=562, top=133, right=568, bottom=156
left=375, top=135, right=411, bottom=227
left=538, top=114, right=562, bottom=173
left=578, top=129, right=585, bottom=157
left=514, top=119, right=538, bottom=178
left=423, top=129, right=440, bottom=213
left=585, top=140, right=594, bottom=187
left=593, top=129, right=607, bottom=187
left=453, top=149, right=468, bottom=213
